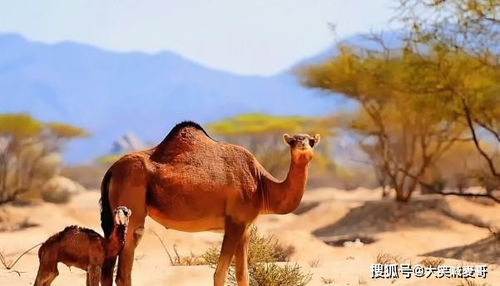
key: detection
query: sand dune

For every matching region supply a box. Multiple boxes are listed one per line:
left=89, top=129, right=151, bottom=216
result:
left=1, top=188, right=499, bottom=285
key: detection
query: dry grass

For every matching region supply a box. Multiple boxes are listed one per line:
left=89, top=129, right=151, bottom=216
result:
left=229, top=263, right=311, bottom=286
left=166, top=245, right=205, bottom=266
left=0, top=243, right=42, bottom=270
left=419, top=256, right=445, bottom=268
left=456, top=278, right=491, bottom=286
left=151, top=230, right=204, bottom=266
left=204, top=226, right=310, bottom=286
left=321, top=276, right=334, bottom=284
left=375, top=252, right=402, bottom=264
left=358, top=276, right=368, bottom=285
left=308, top=259, right=321, bottom=268
left=203, top=226, right=294, bottom=265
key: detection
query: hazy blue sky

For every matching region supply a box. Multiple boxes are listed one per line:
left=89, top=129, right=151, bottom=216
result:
left=0, top=0, right=398, bottom=75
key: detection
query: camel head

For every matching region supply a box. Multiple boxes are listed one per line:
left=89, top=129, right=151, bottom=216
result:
left=114, top=206, right=132, bottom=226
left=283, top=133, right=320, bottom=164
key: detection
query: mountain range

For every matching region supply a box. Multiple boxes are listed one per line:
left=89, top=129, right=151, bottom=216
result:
left=0, top=33, right=355, bottom=163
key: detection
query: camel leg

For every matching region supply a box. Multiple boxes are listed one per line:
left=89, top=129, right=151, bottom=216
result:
left=108, top=162, right=148, bottom=286
left=214, top=218, right=247, bottom=286
left=234, top=226, right=250, bottom=286
left=115, top=223, right=144, bottom=286
left=101, top=257, right=117, bottom=286
left=34, top=263, right=58, bottom=286
left=86, top=264, right=101, bottom=286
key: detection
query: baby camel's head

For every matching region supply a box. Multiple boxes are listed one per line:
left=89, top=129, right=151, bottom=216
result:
left=114, top=206, right=132, bottom=226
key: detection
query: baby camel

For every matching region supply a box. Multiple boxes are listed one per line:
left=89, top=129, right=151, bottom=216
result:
left=34, top=206, right=132, bottom=286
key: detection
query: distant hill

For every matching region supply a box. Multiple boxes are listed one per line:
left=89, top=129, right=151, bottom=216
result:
left=0, top=34, right=352, bottom=163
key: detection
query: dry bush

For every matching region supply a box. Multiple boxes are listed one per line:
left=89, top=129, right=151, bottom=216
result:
left=419, top=257, right=444, bottom=268
left=321, top=277, right=334, bottom=284
left=151, top=231, right=204, bottom=266
left=375, top=252, right=401, bottom=264
left=308, top=259, right=321, bottom=268
left=203, top=226, right=294, bottom=265
left=0, top=243, right=42, bottom=270
left=457, top=278, right=491, bottom=286
left=228, top=263, right=311, bottom=286
left=41, top=188, right=71, bottom=204
left=358, top=276, right=368, bottom=285
left=153, top=226, right=308, bottom=285
left=166, top=245, right=204, bottom=266
left=204, top=226, right=310, bottom=286
left=61, top=164, right=107, bottom=189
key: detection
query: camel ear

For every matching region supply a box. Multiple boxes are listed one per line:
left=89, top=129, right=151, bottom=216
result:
left=283, top=134, right=293, bottom=145
left=310, top=134, right=320, bottom=147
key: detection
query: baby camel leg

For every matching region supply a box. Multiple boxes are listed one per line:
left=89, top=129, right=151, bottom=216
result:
left=214, top=218, right=247, bottom=286
left=101, top=257, right=117, bottom=286
left=86, top=264, right=101, bottom=286
left=34, top=263, right=58, bottom=286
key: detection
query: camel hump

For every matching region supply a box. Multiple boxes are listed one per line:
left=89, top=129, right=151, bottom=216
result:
left=163, top=121, right=212, bottom=142
left=151, top=121, right=216, bottom=162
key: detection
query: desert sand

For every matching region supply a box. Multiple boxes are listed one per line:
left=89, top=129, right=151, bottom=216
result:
left=1, top=188, right=499, bottom=286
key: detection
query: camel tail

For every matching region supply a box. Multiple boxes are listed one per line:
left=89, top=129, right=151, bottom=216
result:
left=100, top=170, right=113, bottom=238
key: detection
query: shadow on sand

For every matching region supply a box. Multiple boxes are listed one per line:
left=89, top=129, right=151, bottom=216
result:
left=423, top=235, right=500, bottom=265
left=312, top=196, right=489, bottom=238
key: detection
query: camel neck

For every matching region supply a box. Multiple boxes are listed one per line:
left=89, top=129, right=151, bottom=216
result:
left=260, top=159, right=308, bottom=215
left=105, top=224, right=127, bottom=258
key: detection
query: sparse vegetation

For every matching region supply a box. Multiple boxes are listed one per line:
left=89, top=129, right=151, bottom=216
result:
left=321, top=277, right=334, bottom=284
left=457, top=278, right=491, bottom=286
left=0, top=243, right=42, bottom=270
left=203, top=226, right=309, bottom=286
left=202, top=226, right=294, bottom=265
left=308, top=259, right=321, bottom=268
left=154, top=226, right=307, bottom=285
left=0, top=113, right=87, bottom=205
left=227, top=262, right=311, bottom=286
left=40, top=188, right=72, bottom=204
left=166, top=245, right=205, bottom=266
left=152, top=230, right=204, bottom=266
left=375, top=252, right=402, bottom=265
left=419, top=256, right=444, bottom=268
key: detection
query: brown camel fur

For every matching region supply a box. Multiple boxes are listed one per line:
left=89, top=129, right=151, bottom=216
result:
left=34, top=206, right=132, bottom=286
left=100, top=121, right=320, bottom=286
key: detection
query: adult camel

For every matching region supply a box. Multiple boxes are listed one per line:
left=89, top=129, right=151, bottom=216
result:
left=100, top=121, right=320, bottom=286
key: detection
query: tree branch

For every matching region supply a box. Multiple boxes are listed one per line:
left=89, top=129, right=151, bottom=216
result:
left=460, top=95, right=500, bottom=178
left=435, top=191, right=500, bottom=203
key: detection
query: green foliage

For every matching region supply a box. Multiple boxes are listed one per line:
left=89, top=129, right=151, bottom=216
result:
left=301, top=47, right=473, bottom=201
left=0, top=113, right=88, bottom=204
left=46, top=122, right=89, bottom=138
left=396, top=0, right=500, bottom=182
left=0, top=114, right=43, bottom=138
left=95, top=153, right=124, bottom=165
left=207, top=113, right=333, bottom=136
left=207, top=113, right=335, bottom=178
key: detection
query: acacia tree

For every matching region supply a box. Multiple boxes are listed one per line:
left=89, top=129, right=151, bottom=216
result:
left=300, top=47, right=468, bottom=202
left=0, top=114, right=88, bottom=204
left=398, top=0, right=500, bottom=182
left=206, top=113, right=335, bottom=178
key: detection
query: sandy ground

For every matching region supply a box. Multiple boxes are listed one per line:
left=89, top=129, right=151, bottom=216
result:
left=0, top=188, right=499, bottom=286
